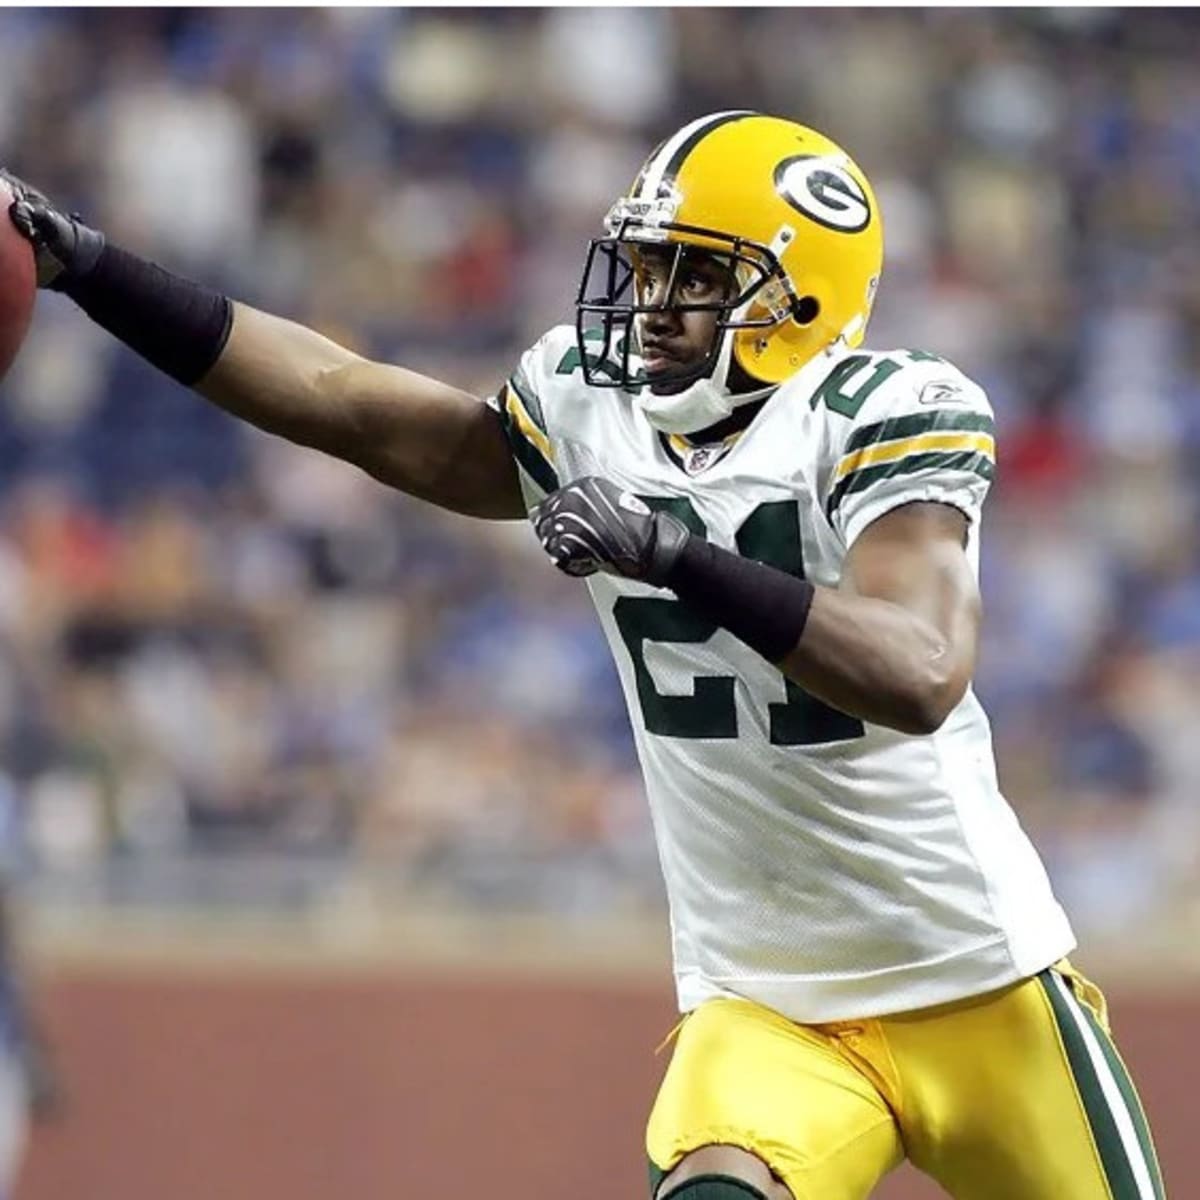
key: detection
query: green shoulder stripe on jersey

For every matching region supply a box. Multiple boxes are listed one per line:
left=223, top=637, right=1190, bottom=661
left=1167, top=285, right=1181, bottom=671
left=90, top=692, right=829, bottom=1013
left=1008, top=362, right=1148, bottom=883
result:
left=509, top=367, right=548, bottom=436
left=1040, top=971, right=1165, bottom=1199
left=844, top=409, right=994, bottom=456
left=826, top=450, right=995, bottom=519
left=496, top=387, right=560, bottom=495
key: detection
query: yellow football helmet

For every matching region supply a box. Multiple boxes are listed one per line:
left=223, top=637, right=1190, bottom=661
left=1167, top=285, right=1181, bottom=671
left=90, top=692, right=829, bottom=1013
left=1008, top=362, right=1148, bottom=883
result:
left=576, top=111, right=884, bottom=426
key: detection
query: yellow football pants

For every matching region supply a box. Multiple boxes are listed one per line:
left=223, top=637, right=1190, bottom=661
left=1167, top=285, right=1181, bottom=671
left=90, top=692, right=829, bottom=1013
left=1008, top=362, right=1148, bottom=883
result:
left=647, top=965, right=1166, bottom=1199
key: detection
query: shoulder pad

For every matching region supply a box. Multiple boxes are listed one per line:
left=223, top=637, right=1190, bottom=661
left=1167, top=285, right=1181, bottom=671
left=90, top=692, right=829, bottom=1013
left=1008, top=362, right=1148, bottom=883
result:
left=814, top=349, right=995, bottom=545
left=808, top=348, right=990, bottom=425
left=493, top=326, right=579, bottom=499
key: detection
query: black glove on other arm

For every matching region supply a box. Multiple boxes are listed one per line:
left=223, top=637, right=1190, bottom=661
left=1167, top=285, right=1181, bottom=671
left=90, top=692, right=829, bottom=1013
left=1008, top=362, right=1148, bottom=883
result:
left=532, top=475, right=814, bottom=663
left=532, top=476, right=691, bottom=584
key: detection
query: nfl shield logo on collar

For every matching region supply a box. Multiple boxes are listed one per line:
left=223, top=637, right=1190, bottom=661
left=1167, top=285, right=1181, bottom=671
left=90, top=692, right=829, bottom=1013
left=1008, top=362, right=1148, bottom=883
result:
left=683, top=444, right=731, bottom=475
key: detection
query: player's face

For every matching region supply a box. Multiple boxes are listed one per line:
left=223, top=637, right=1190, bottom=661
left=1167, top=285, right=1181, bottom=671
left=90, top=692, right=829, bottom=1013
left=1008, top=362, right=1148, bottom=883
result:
left=633, top=245, right=735, bottom=395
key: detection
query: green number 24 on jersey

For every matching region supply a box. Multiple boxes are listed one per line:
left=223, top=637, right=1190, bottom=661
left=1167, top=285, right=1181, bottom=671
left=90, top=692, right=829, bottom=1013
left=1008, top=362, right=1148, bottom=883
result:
left=613, top=498, right=865, bottom=746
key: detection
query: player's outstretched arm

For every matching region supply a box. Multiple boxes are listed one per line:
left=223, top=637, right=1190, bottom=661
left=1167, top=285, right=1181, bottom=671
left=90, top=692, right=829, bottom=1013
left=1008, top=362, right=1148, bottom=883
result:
left=2, top=171, right=524, bottom=520
left=200, top=306, right=523, bottom=518
left=534, top=478, right=977, bottom=736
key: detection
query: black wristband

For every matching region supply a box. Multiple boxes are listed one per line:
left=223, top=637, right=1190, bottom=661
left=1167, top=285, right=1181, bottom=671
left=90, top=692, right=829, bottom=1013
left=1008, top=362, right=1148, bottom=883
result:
left=62, top=244, right=233, bottom=386
left=664, top=536, right=815, bottom=663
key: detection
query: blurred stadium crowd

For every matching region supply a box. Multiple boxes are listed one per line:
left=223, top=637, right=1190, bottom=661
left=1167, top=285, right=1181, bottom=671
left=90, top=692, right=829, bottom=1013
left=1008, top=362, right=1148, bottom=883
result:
left=0, top=7, right=1197, bottom=941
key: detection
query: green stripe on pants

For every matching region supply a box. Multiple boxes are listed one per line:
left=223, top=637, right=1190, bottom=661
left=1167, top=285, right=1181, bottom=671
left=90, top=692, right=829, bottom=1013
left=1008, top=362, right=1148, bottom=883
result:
left=1040, top=971, right=1161, bottom=1199
left=1075, top=993, right=1167, bottom=1198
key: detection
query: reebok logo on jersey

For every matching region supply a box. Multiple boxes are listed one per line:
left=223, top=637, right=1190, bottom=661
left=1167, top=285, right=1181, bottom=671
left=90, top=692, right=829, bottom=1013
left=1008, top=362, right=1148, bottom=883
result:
left=618, top=491, right=651, bottom=515
left=919, top=379, right=966, bottom=406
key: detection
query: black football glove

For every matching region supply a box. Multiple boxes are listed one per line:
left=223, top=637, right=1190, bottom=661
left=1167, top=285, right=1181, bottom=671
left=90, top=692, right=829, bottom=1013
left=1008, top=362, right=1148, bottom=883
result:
left=532, top=476, right=692, bottom=584
left=1, top=168, right=104, bottom=290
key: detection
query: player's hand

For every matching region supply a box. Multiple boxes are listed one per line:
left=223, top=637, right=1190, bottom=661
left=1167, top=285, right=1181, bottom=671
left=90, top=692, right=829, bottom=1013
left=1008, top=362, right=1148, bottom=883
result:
left=1, top=168, right=104, bottom=290
left=532, top=476, right=691, bottom=584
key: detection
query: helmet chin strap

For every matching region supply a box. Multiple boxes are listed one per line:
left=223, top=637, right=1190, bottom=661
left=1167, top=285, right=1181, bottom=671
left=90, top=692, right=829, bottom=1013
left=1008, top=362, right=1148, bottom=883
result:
left=634, top=323, right=774, bottom=437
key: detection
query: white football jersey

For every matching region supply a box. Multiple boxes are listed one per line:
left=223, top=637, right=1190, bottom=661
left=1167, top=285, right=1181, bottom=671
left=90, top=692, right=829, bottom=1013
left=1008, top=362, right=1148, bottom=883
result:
left=489, top=325, right=1075, bottom=1022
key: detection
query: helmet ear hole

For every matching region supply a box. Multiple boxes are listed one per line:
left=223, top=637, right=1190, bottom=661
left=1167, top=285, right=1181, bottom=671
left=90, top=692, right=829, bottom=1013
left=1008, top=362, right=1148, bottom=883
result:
left=792, top=296, right=820, bottom=325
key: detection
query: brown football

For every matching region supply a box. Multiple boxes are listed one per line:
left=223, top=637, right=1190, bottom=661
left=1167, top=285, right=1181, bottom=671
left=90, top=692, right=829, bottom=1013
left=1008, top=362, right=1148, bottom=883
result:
left=0, top=177, right=36, bottom=381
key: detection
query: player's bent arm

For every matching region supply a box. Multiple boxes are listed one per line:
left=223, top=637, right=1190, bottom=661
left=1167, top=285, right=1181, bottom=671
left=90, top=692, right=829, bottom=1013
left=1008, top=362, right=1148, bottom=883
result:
left=534, top=479, right=978, bottom=735
left=776, top=502, right=980, bottom=735
left=200, top=304, right=524, bottom=519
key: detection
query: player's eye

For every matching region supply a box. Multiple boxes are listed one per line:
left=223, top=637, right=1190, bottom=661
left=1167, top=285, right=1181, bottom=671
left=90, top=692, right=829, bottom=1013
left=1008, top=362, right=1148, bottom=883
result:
left=637, top=265, right=671, bottom=300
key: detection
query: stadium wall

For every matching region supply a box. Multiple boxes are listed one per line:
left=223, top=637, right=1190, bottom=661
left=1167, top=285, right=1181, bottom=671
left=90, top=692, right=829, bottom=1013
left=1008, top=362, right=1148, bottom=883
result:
left=16, top=919, right=1193, bottom=1200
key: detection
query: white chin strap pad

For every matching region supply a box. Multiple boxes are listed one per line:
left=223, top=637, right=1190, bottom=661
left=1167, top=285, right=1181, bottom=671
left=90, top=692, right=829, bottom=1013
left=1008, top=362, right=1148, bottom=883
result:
left=635, top=326, right=739, bottom=436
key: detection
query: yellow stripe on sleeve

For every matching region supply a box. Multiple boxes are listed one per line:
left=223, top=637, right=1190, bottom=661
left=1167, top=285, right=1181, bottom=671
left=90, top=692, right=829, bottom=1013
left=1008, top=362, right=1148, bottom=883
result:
left=505, top=385, right=555, bottom=464
left=835, top=430, right=995, bottom=483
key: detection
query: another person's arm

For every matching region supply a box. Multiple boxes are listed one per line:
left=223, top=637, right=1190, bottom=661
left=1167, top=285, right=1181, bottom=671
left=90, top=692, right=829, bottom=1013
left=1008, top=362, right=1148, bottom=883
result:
left=0, top=883, right=66, bottom=1122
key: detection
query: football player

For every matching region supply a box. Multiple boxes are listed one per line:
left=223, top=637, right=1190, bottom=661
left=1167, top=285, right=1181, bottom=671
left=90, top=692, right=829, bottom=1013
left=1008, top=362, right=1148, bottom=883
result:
left=3, top=111, right=1167, bottom=1199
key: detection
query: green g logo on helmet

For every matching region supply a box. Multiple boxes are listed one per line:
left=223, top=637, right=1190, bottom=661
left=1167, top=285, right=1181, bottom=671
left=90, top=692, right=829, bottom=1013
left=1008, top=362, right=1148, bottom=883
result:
left=773, top=155, right=872, bottom=233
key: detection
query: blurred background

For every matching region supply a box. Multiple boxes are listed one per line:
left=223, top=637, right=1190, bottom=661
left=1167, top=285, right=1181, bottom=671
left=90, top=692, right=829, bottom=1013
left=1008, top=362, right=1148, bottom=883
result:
left=0, top=7, right=1196, bottom=1199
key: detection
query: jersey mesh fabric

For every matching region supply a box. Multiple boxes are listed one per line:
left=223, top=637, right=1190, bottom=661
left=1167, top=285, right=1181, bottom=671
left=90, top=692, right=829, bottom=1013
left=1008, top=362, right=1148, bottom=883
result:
left=507, top=327, right=1075, bottom=1021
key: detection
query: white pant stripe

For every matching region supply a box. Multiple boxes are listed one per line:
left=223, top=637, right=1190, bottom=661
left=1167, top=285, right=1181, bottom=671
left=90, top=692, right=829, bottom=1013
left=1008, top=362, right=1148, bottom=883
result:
left=1049, top=972, right=1157, bottom=1199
